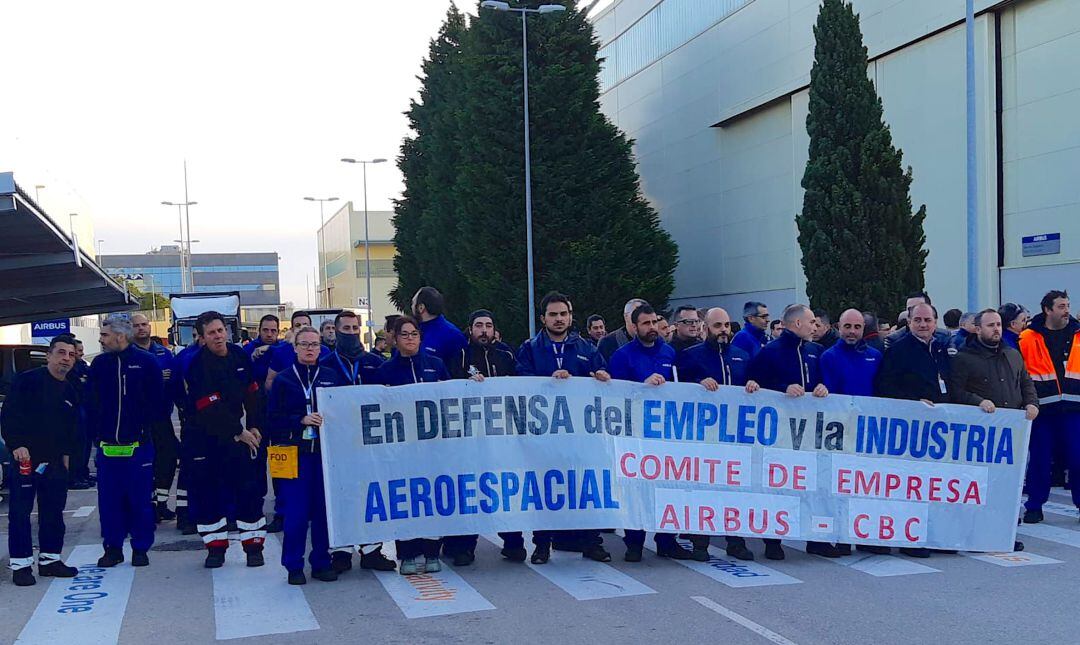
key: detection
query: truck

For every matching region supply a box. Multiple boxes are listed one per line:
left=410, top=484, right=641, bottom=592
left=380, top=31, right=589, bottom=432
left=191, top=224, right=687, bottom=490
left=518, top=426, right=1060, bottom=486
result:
left=169, top=291, right=242, bottom=348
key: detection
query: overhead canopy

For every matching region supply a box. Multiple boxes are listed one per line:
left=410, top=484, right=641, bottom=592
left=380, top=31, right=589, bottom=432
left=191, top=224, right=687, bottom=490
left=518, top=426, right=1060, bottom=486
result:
left=0, top=171, right=139, bottom=326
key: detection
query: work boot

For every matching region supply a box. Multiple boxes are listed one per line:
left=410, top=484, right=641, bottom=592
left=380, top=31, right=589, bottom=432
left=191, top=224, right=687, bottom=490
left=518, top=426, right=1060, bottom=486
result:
left=726, top=543, right=755, bottom=561
left=156, top=503, right=176, bottom=523
left=12, top=568, right=36, bottom=586
left=265, top=514, right=284, bottom=534
left=1014, top=541, right=1025, bottom=552
left=131, top=551, right=150, bottom=567
left=246, top=551, right=264, bottom=567
left=835, top=544, right=852, bottom=556
left=97, top=547, right=125, bottom=568
left=656, top=543, right=694, bottom=560
left=423, top=556, right=442, bottom=573
left=38, top=561, right=78, bottom=577
left=501, top=547, right=527, bottom=562
left=691, top=545, right=710, bottom=562
left=530, top=544, right=551, bottom=565
left=1023, top=508, right=1044, bottom=524
left=452, top=551, right=475, bottom=567
left=205, top=548, right=226, bottom=569
left=623, top=546, right=643, bottom=563
left=288, top=570, right=307, bottom=585
left=311, top=568, right=339, bottom=582
left=360, top=550, right=396, bottom=571
left=331, top=551, right=353, bottom=573
left=806, top=542, right=844, bottom=558
left=857, top=545, right=891, bottom=555
left=399, top=557, right=420, bottom=575
left=764, top=542, right=785, bottom=561
left=582, top=544, right=612, bottom=562
left=899, top=547, right=931, bottom=559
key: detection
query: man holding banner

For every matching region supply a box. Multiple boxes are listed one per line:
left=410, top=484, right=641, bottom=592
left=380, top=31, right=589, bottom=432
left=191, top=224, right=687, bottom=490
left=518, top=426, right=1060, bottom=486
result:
left=515, top=292, right=613, bottom=565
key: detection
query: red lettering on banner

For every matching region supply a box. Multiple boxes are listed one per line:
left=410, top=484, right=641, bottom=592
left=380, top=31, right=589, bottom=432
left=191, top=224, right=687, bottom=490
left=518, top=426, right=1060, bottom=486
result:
left=699, top=506, right=716, bottom=532
left=724, top=506, right=740, bottom=532
left=705, top=459, right=722, bottom=483
left=620, top=452, right=636, bottom=478
left=659, top=504, right=679, bottom=530
left=884, top=473, right=901, bottom=496
left=668, top=457, right=691, bottom=481
left=641, top=455, right=661, bottom=480
left=929, top=477, right=942, bottom=500
left=748, top=509, right=767, bottom=534
left=963, top=480, right=982, bottom=504
left=792, top=466, right=807, bottom=491
left=855, top=470, right=881, bottom=495
left=837, top=468, right=852, bottom=494
left=775, top=510, right=791, bottom=536
left=947, top=479, right=960, bottom=503
left=727, top=461, right=742, bottom=486
left=854, top=514, right=870, bottom=539
left=879, top=515, right=895, bottom=540
left=907, top=475, right=923, bottom=501
left=905, top=517, right=922, bottom=542
left=768, top=463, right=787, bottom=488
left=838, top=468, right=983, bottom=506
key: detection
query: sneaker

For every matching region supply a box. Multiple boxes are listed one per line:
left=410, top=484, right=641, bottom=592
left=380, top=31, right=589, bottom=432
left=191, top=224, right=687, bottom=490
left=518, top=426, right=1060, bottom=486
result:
left=311, top=568, right=339, bottom=582
left=97, top=547, right=125, bottom=568
left=725, top=543, right=755, bottom=561
left=764, top=542, right=785, bottom=561
left=359, top=550, right=396, bottom=571
left=623, top=546, right=643, bottom=563
left=582, top=545, right=612, bottom=562
left=288, top=570, right=307, bottom=585
left=265, top=514, right=284, bottom=534
left=530, top=544, right=551, bottom=565
left=899, top=547, right=931, bottom=559
left=452, top=551, right=475, bottom=567
left=500, top=547, right=528, bottom=562
left=1023, top=508, right=1044, bottom=524
left=12, top=567, right=36, bottom=586
left=806, top=542, right=844, bottom=558
left=423, top=556, right=442, bottom=573
left=156, top=504, right=176, bottom=523
left=38, top=561, right=78, bottom=577
left=246, top=551, right=264, bottom=567
left=131, top=551, right=150, bottom=567
left=856, top=545, right=891, bottom=555
left=691, top=546, right=710, bottom=562
left=331, top=551, right=353, bottom=573
left=656, top=543, right=695, bottom=560
left=204, top=548, right=226, bottom=569
left=399, top=557, right=420, bottom=576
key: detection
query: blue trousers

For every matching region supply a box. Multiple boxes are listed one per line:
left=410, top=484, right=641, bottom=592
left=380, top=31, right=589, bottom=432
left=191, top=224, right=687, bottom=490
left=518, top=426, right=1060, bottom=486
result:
left=1025, top=405, right=1080, bottom=511
left=623, top=530, right=677, bottom=550
left=96, top=444, right=156, bottom=552
left=8, top=464, right=68, bottom=569
left=278, top=452, right=330, bottom=572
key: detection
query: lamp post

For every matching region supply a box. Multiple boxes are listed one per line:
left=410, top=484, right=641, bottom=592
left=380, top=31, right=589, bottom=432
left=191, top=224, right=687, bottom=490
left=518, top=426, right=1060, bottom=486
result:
left=146, top=273, right=158, bottom=320
left=479, top=1, right=567, bottom=337
left=162, top=200, right=198, bottom=291
left=95, top=239, right=104, bottom=263
left=304, top=196, right=339, bottom=307
left=341, top=157, right=387, bottom=336
left=34, top=184, right=45, bottom=204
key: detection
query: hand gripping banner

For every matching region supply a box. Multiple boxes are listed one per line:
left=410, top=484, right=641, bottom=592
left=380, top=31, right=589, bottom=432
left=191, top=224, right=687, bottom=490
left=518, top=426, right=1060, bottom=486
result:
left=319, top=377, right=1029, bottom=552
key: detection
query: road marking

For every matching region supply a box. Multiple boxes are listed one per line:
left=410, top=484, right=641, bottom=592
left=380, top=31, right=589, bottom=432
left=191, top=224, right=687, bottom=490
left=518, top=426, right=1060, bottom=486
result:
left=1017, top=522, right=1080, bottom=549
left=962, top=550, right=1062, bottom=567
left=213, top=536, right=319, bottom=640
left=72, top=506, right=96, bottom=518
left=373, top=542, right=495, bottom=619
left=644, top=539, right=801, bottom=588
left=482, top=534, right=656, bottom=601
left=16, top=544, right=134, bottom=645
left=788, top=542, right=939, bottom=577
left=692, top=596, right=799, bottom=645
left=1040, top=500, right=1079, bottom=520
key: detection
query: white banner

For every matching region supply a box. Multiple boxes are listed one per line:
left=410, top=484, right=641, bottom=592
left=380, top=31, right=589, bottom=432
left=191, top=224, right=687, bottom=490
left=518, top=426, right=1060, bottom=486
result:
left=319, top=377, right=1029, bottom=552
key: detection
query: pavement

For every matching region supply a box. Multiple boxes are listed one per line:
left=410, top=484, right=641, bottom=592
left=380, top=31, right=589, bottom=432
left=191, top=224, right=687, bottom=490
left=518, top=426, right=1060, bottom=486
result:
left=2, top=486, right=1080, bottom=645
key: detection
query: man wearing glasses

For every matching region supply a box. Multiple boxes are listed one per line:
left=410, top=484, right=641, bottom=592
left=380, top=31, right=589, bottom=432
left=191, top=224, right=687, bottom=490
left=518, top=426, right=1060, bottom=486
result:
left=733, top=301, right=771, bottom=359
left=670, top=305, right=703, bottom=353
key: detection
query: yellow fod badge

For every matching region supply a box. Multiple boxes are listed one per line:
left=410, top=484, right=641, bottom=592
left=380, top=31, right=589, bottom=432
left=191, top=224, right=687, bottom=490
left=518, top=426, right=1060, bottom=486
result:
left=268, top=445, right=298, bottom=479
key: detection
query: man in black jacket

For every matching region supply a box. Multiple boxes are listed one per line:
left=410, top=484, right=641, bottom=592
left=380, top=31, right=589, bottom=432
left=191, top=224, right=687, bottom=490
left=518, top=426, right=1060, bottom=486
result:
left=598, top=298, right=647, bottom=362
left=884, top=292, right=951, bottom=350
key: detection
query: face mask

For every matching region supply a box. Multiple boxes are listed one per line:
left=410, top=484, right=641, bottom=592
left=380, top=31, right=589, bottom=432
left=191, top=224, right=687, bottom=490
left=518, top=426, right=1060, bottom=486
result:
left=336, top=332, right=362, bottom=358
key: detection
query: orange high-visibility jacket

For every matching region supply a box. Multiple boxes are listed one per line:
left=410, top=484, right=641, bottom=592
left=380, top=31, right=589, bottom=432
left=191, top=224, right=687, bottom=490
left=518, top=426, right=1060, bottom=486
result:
left=1019, top=321, right=1080, bottom=405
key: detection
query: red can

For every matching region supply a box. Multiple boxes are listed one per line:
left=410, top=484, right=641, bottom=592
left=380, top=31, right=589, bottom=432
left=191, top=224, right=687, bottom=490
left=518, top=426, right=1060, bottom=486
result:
left=19, top=460, right=31, bottom=476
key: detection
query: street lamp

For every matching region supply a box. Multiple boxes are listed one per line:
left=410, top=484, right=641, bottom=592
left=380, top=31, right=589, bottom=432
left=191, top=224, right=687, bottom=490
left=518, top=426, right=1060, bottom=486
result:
left=145, top=273, right=158, bottom=320
left=480, top=1, right=567, bottom=336
left=304, top=196, right=339, bottom=307
left=162, top=200, right=198, bottom=291
left=341, top=157, right=387, bottom=336
left=96, top=239, right=104, bottom=263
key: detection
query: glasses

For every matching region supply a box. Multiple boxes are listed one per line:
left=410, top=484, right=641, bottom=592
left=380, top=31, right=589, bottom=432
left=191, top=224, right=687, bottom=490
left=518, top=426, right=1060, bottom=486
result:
left=397, top=331, right=420, bottom=339
left=676, top=319, right=700, bottom=325
left=749, top=313, right=770, bottom=320
left=296, top=341, right=321, bottom=349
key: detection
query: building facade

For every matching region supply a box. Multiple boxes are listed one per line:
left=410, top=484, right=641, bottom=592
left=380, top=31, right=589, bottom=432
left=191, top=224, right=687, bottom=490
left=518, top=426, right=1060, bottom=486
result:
left=318, top=202, right=397, bottom=329
left=593, top=0, right=1080, bottom=318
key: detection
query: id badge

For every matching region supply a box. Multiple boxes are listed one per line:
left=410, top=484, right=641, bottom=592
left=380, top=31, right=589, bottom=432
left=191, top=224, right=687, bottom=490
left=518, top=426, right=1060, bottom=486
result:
left=938, top=377, right=948, bottom=395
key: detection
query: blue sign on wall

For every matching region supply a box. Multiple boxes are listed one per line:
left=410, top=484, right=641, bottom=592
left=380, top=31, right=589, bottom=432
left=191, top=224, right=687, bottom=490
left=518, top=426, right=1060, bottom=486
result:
left=1022, top=233, right=1061, bottom=257
left=31, top=318, right=70, bottom=337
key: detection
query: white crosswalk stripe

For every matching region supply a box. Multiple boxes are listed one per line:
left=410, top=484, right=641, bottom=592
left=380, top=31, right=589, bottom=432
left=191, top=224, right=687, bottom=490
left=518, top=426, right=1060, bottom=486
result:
left=962, top=550, right=1062, bottom=567
left=372, top=541, right=496, bottom=618
left=787, top=541, right=939, bottom=577
left=1017, top=522, right=1080, bottom=549
left=644, top=539, right=802, bottom=588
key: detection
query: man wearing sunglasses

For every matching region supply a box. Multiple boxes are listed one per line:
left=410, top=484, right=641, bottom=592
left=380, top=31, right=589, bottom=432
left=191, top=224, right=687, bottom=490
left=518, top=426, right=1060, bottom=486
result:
left=670, top=304, right=703, bottom=353
left=732, top=301, right=771, bottom=359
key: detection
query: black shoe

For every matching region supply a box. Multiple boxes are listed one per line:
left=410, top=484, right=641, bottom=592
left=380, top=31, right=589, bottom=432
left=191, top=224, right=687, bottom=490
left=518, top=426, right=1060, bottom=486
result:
left=691, top=547, right=710, bottom=562
left=12, top=568, right=36, bottom=586
left=39, top=560, right=78, bottom=577
left=246, top=551, right=264, bottom=567
left=359, top=550, right=396, bottom=571
left=97, top=547, right=124, bottom=568
left=68, top=479, right=94, bottom=490
left=934, top=549, right=959, bottom=555
left=288, top=570, right=307, bottom=585
left=582, top=545, right=612, bottom=562
left=452, top=551, right=475, bottom=567
left=656, top=543, right=694, bottom=560
left=1014, top=540, right=1025, bottom=552
left=331, top=551, right=353, bottom=573
left=205, top=548, right=226, bottom=569
left=835, top=544, right=852, bottom=556
left=531, top=544, right=551, bottom=564
left=1023, top=509, right=1044, bottom=524
left=501, top=547, right=527, bottom=562
left=156, top=504, right=176, bottom=523
left=623, top=546, right=643, bottom=562
left=311, top=568, right=338, bottom=582
left=806, top=542, right=844, bottom=558
left=265, top=514, right=284, bottom=534
left=764, top=542, right=785, bottom=561
left=856, top=545, right=891, bottom=555
left=131, top=551, right=150, bottom=567
left=899, top=547, right=931, bottom=559
left=725, top=544, right=755, bottom=561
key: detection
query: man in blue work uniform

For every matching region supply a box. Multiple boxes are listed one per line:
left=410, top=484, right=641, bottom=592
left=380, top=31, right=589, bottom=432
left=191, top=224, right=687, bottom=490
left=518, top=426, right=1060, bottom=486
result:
left=609, top=304, right=695, bottom=562
left=732, top=301, right=771, bottom=359
left=172, top=327, right=204, bottom=534
left=748, top=304, right=841, bottom=560
left=132, top=313, right=180, bottom=523
left=675, top=307, right=760, bottom=562
left=267, top=326, right=346, bottom=584
left=246, top=314, right=282, bottom=388
left=90, top=315, right=165, bottom=568
left=412, top=286, right=467, bottom=365
left=67, top=338, right=95, bottom=490
left=2, top=334, right=81, bottom=586
left=183, top=311, right=266, bottom=569
left=516, top=291, right=613, bottom=565
left=318, top=310, right=394, bottom=573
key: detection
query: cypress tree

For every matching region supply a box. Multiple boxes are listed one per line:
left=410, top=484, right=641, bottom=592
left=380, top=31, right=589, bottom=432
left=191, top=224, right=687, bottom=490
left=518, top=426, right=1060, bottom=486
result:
left=797, top=0, right=928, bottom=321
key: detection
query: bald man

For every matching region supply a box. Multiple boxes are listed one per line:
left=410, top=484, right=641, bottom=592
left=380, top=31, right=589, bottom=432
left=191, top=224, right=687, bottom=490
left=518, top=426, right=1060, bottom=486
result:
left=820, top=309, right=882, bottom=398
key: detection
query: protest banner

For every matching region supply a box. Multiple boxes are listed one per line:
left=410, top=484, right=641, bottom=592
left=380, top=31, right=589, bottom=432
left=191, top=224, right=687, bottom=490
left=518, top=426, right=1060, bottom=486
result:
left=319, top=377, right=1029, bottom=552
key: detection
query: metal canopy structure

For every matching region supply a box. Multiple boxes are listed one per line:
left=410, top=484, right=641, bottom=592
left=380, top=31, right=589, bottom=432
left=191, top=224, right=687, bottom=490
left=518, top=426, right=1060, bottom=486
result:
left=0, top=171, right=139, bottom=326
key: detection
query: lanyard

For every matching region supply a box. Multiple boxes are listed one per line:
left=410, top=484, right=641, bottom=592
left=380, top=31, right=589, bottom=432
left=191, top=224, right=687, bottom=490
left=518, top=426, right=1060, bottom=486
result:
left=553, top=342, right=565, bottom=370
left=335, top=353, right=360, bottom=385
left=292, top=365, right=320, bottom=415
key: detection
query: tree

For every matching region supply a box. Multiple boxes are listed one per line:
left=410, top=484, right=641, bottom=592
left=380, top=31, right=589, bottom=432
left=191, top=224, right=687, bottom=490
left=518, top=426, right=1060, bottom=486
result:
left=392, top=0, right=677, bottom=342
left=797, top=0, right=927, bottom=321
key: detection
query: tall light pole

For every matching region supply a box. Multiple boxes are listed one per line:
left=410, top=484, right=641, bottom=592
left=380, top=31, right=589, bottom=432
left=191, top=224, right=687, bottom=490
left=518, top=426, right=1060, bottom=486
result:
left=162, top=200, right=198, bottom=291
left=96, top=239, right=104, bottom=263
left=480, top=1, right=567, bottom=337
left=34, top=184, right=45, bottom=204
left=341, top=157, right=387, bottom=338
left=146, top=273, right=158, bottom=319
left=304, top=196, right=339, bottom=307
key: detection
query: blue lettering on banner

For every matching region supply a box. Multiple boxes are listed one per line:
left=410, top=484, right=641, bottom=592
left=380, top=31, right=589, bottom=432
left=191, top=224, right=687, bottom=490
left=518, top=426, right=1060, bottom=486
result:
left=855, top=416, right=1014, bottom=464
